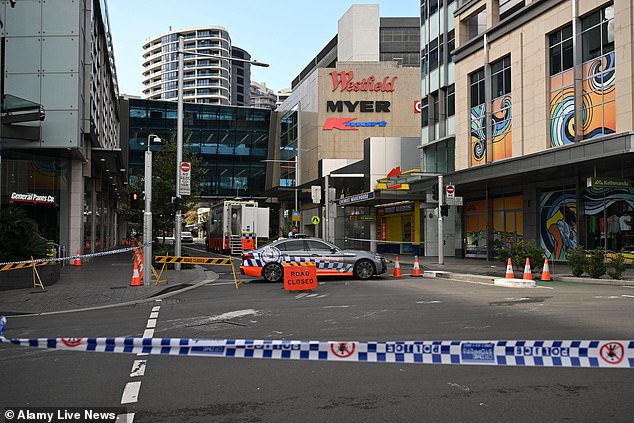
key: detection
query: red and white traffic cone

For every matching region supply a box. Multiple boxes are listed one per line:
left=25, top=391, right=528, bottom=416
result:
left=523, top=258, right=533, bottom=280
left=393, top=256, right=403, bottom=278
left=505, top=258, right=514, bottom=279
left=412, top=256, right=422, bottom=277
left=541, top=258, right=551, bottom=281
left=130, top=261, right=142, bottom=286
left=73, top=250, right=82, bottom=267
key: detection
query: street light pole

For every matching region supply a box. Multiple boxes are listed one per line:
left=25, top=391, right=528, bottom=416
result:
left=144, top=134, right=161, bottom=278
left=175, top=35, right=184, bottom=270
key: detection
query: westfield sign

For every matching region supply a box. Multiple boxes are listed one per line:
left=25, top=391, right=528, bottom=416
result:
left=330, top=70, right=397, bottom=92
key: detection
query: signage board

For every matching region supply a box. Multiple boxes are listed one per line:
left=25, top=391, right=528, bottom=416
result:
left=311, top=186, right=322, bottom=203
left=284, top=264, right=317, bottom=291
left=10, top=192, right=56, bottom=205
left=292, top=211, right=300, bottom=222
left=335, top=191, right=375, bottom=206
left=380, top=202, right=414, bottom=215
left=179, top=162, right=191, bottom=196
left=586, top=177, right=631, bottom=188
left=446, top=185, right=455, bottom=199
left=446, top=196, right=463, bottom=206
left=311, top=216, right=321, bottom=225
left=414, top=100, right=422, bottom=113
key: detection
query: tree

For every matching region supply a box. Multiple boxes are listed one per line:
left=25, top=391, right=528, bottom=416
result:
left=0, top=206, right=48, bottom=261
left=148, top=133, right=204, bottom=239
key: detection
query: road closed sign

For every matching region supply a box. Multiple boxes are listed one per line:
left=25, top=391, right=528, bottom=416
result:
left=284, top=263, right=317, bottom=291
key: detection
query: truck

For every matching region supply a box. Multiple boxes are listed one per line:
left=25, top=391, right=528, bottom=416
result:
left=206, top=200, right=270, bottom=254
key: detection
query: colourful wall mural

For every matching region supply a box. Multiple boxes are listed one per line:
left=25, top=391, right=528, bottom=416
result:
left=491, top=96, right=512, bottom=161
left=539, top=190, right=577, bottom=260
left=470, top=104, right=486, bottom=166
left=581, top=52, right=615, bottom=140
left=550, top=52, right=615, bottom=147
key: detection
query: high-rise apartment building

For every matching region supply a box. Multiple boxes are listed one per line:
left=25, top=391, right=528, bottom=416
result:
left=142, top=26, right=251, bottom=105
left=250, top=81, right=277, bottom=110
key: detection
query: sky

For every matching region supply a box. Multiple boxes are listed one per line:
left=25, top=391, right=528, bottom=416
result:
left=106, top=1, right=419, bottom=97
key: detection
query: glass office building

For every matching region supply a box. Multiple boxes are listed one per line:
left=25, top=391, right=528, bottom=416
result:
left=122, top=98, right=270, bottom=198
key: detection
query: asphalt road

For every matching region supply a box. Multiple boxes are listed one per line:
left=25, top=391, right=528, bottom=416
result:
left=1, top=252, right=633, bottom=422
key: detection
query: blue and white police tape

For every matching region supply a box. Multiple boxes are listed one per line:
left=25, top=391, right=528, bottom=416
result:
left=0, top=244, right=149, bottom=267
left=0, top=317, right=631, bottom=368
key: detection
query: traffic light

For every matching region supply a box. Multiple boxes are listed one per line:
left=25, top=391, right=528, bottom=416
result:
left=431, top=183, right=438, bottom=201
left=130, top=192, right=140, bottom=209
left=440, top=204, right=449, bottom=217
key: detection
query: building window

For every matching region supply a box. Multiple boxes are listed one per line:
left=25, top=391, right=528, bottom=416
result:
left=499, top=0, right=524, bottom=21
left=580, top=5, right=615, bottom=140
left=446, top=84, right=455, bottom=117
left=548, top=24, right=575, bottom=147
left=279, top=108, right=298, bottom=188
left=467, top=10, right=487, bottom=40
left=421, top=97, right=429, bottom=128
left=470, top=69, right=486, bottom=166
left=490, top=56, right=512, bottom=161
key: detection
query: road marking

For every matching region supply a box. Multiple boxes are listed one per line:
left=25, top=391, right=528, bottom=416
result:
left=142, top=329, right=154, bottom=338
left=130, top=360, right=146, bottom=377
left=416, top=300, right=442, bottom=304
left=149, top=312, right=159, bottom=319
left=146, top=319, right=157, bottom=328
left=295, top=293, right=309, bottom=299
left=121, top=381, right=142, bottom=404
left=324, top=305, right=350, bottom=308
left=115, top=413, right=135, bottom=423
left=622, top=295, right=634, bottom=298
left=151, top=306, right=160, bottom=312
left=307, top=293, right=319, bottom=298
left=622, top=286, right=634, bottom=289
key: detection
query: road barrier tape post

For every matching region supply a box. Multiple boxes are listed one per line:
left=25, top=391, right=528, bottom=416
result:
left=152, top=254, right=170, bottom=285
left=153, top=255, right=242, bottom=288
left=31, top=256, right=44, bottom=290
left=0, top=316, right=631, bottom=369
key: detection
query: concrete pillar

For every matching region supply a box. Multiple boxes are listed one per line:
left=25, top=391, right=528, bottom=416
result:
left=69, top=160, right=84, bottom=255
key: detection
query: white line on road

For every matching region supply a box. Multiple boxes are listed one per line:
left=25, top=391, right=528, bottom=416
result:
left=121, top=381, right=142, bottom=404
left=115, top=413, right=135, bottom=423
left=323, top=305, right=350, bottom=308
left=295, top=293, right=309, bottom=299
left=130, top=360, right=146, bottom=377
left=622, top=294, right=634, bottom=298
left=149, top=312, right=159, bottom=319
left=146, top=319, right=157, bottom=328
left=142, top=329, right=154, bottom=338
left=151, top=306, right=160, bottom=312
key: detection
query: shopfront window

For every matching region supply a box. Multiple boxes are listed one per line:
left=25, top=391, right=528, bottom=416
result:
left=584, top=187, right=634, bottom=252
left=464, top=200, right=487, bottom=258
left=492, top=195, right=523, bottom=255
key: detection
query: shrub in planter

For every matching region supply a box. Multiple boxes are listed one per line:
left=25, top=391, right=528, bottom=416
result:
left=0, top=206, right=48, bottom=261
left=498, top=241, right=544, bottom=271
left=586, top=248, right=607, bottom=279
left=566, top=247, right=588, bottom=277
left=607, top=253, right=626, bottom=280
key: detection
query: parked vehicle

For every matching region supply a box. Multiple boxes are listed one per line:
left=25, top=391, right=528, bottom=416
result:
left=206, top=200, right=269, bottom=254
left=181, top=231, right=194, bottom=243
left=241, top=237, right=387, bottom=282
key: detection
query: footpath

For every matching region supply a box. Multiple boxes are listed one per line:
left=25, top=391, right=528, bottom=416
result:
left=383, top=254, right=634, bottom=286
left=0, top=252, right=208, bottom=316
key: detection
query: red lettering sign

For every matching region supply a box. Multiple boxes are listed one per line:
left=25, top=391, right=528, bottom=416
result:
left=330, top=71, right=397, bottom=92
left=283, top=264, right=318, bottom=291
left=323, top=118, right=358, bottom=130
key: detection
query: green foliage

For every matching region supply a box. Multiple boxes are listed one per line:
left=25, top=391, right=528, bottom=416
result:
left=566, top=247, right=588, bottom=277
left=498, top=241, right=545, bottom=271
left=0, top=206, right=49, bottom=261
left=607, top=253, right=626, bottom=280
left=586, top=248, right=606, bottom=279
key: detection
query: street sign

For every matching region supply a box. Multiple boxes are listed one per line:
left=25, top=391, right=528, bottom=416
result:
left=587, top=177, right=631, bottom=188
left=292, top=211, right=300, bottom=222
left=446, top=185, right=455, bottom=199
left=311, top=216, right=321, bottom=225
left=445, top=196, right=463, bottom=206
left=179, top=161, right=191, bottom=196
left=284, top=263, right=317, bottom=291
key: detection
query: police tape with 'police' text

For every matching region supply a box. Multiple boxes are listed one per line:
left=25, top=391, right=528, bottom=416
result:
left=0, top=317, right=631, bottom=369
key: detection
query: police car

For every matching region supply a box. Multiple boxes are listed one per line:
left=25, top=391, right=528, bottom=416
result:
left=240, top=237, right=388, bottom=282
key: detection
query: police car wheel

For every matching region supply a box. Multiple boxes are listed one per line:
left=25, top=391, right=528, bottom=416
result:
left=354, top=259, right=375, bottom=280
left=262, top=263, right=283, bottom=283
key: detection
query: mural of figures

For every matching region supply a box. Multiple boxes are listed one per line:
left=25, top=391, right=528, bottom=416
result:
left=582, top=51, right=615, bottom=139
left=549, top=69, right=575, bottom=147
left=539, top=191, right=577, bottom=260
left=491, top=95, right=512, bottom=161
left=470, top=104, right=486, bottom=166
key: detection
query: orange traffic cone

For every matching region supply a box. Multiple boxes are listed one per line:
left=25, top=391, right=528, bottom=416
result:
left=523, top=258, right=533, bottom=280
left=392, top=256, right=403, bottom=278
left=73, top=250, right=82, bottom=267
left=541, top=258, right=551, bottom=281
left=412, top=256, right=422, bottom=277
left=130, top=261, right=143, bottom=286
left=505, top=258, right=514, bottom=279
